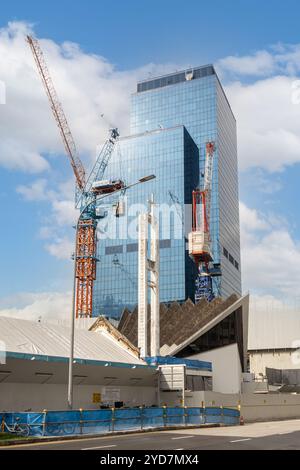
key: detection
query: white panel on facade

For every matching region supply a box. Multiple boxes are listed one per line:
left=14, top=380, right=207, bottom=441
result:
left=248, top=307, right=300, bottom=350
left=159, top=365, right=185, bottom=391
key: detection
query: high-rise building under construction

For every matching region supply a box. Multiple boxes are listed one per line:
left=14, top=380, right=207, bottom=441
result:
left=93, top=65, right=241, bottom=319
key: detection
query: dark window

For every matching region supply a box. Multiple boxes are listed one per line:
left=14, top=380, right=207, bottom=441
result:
left=186, top=375, right=204, bottom=391
left=137, top=66, right=215, bottom=93
left=126, top=243, right=138, bottom=253
left=235, top=260, right=239, bottom=270
left=203, top=377, right=212, bottom=391
left=186, top=375, right=212, bottom=392
left=229, top=254, right=234, bottom=264
left=223, top=247, right=228, bottom=258
left=105, top=245, right=123, bottom=255
left=160, top=239, right=171, bottom=249
left=176, top=308, right=245, bottom=371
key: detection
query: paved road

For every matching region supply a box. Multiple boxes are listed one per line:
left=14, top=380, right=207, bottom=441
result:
left=2, top=419, right=300, bottom=450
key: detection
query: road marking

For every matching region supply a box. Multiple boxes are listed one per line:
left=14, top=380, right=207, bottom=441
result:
left=175, top=448, right=184, bottom=450
left=229, top=438, right=251, bottom=443
left=82, top=444, right=117, bottom=450
left=172, top=436, right=193, bottom=440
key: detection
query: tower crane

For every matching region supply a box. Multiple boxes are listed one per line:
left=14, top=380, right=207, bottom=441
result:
left=188, top=142, right=220, bottom=302
left=27, top=36, right=121, bottom=318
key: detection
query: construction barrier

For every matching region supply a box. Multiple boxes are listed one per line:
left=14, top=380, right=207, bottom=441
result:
left=0, top=406, right=240, bottom=437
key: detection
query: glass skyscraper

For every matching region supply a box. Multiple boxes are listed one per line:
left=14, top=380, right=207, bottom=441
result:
left=93, top=65, right=241, bottom=319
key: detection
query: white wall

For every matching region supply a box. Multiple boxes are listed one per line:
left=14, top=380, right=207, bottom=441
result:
left=250, top=350, right=299, bottom=377
left=240, top=393, right=300, bottom=422
left=4, top=382, right=300, bottom=424
left=186, top=343, right=242, bottom=393
left=159, top=390, right=300, bottom=423
left=159, top=390, right=240, bottom=408
left=0, top=383, right=156, bottom=412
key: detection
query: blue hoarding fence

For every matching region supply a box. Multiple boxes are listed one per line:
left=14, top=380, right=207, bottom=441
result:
left=0, top=406, right=240, bottom=437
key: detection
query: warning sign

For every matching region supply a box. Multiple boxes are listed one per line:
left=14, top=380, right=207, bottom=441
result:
left=102, top=387, right=120, bottom=403
left=92, top=392, right=101, bottom=403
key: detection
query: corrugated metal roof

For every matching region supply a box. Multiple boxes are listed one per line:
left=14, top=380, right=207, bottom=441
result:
left=0, top=316, right=146, bottom=366
left=248, top=308, right=300, bottom=350
left=117, top=294, right=240, bottom=354
left=169, top=294, right=249, bottom=356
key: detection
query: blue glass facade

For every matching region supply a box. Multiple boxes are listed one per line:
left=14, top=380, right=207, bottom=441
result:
left=93, top=66, right=241, bottom=319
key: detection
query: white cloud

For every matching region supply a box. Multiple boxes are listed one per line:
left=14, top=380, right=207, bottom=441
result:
left=250, top=293, right=300, bottom=314
left=0, top=291, right=72, bottom=321
left=240, top=202, right=300, bottom=297
left=38, top=226, right=55, bottom=240
left=1, top=20, right=181, bottom=262
left=218, top=50, right=276, bottom=77
left=218, top=45, right=300, bottom=299
left=225, top=76, right=300, bottom=172
left=45, top=237, right=74, bottom=260
left=2, top=22, right=300, bottom=177
left=17, top=176, right=77, bottom=258
left=0, top=141, right=50, bottom=173
left=0, top=21, right=178, bottom=174
left=216, top=44, right=300, bottom=173
left=242, top=169, right=283, bottom=195
left=217, top=43, right=300, bottom=79
left=239, top=202, right=269, bottom=233
left=51, top=199, right=77, bottom=226
left=16, top=178, right=53, bottom=201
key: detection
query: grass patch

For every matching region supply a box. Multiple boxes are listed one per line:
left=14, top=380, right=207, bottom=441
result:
left=0, top=432, right=29, bottom=441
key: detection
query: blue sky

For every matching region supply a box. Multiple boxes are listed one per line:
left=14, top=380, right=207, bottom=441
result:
left=1, top=0, right=300, bottom=318
left=2, top=0, right=300, bottom=68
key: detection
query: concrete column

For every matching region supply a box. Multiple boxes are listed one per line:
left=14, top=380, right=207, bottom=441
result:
left=150, top=198, right=160, bottom=357
left=138, top=213, right=148, bottom=357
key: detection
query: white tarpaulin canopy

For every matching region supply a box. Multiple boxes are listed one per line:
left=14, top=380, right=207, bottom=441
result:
left=0, top=316, right=146, bottom=366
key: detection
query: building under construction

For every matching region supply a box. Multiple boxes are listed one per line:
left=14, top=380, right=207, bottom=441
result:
left=94, top=65, right=241, bottom=319
left=27, top=38, right=241, bottom=321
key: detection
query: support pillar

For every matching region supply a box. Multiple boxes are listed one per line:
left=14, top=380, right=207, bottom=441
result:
left=138, top=213, right=148, bottom=357
left=150, top=197, right=160, bottom=357
left=138, top=196, right=160, bottom=358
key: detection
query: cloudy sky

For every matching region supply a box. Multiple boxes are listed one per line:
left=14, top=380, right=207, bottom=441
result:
left=1, top=0, right=300, bottom=320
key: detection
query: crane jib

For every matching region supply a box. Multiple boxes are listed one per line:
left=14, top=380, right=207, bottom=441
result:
left=26, top=35, right=86, bottom=191
left=27, top=35, right=121, bottom=317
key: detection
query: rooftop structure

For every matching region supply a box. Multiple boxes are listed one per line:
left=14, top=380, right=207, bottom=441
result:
left=117, top=293, right=249, bottom=371
left=0, top=316, right=215, bottom=411
left=0, top=316, right=144, bottom=367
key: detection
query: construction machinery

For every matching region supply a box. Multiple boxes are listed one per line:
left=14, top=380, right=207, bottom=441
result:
left=188, top=142, right=221, bottom=302
left=27, top=35, right=122, bottom=318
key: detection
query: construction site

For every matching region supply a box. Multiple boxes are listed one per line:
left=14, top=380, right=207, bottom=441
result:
left=2, top=31, right=300, bottom=446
